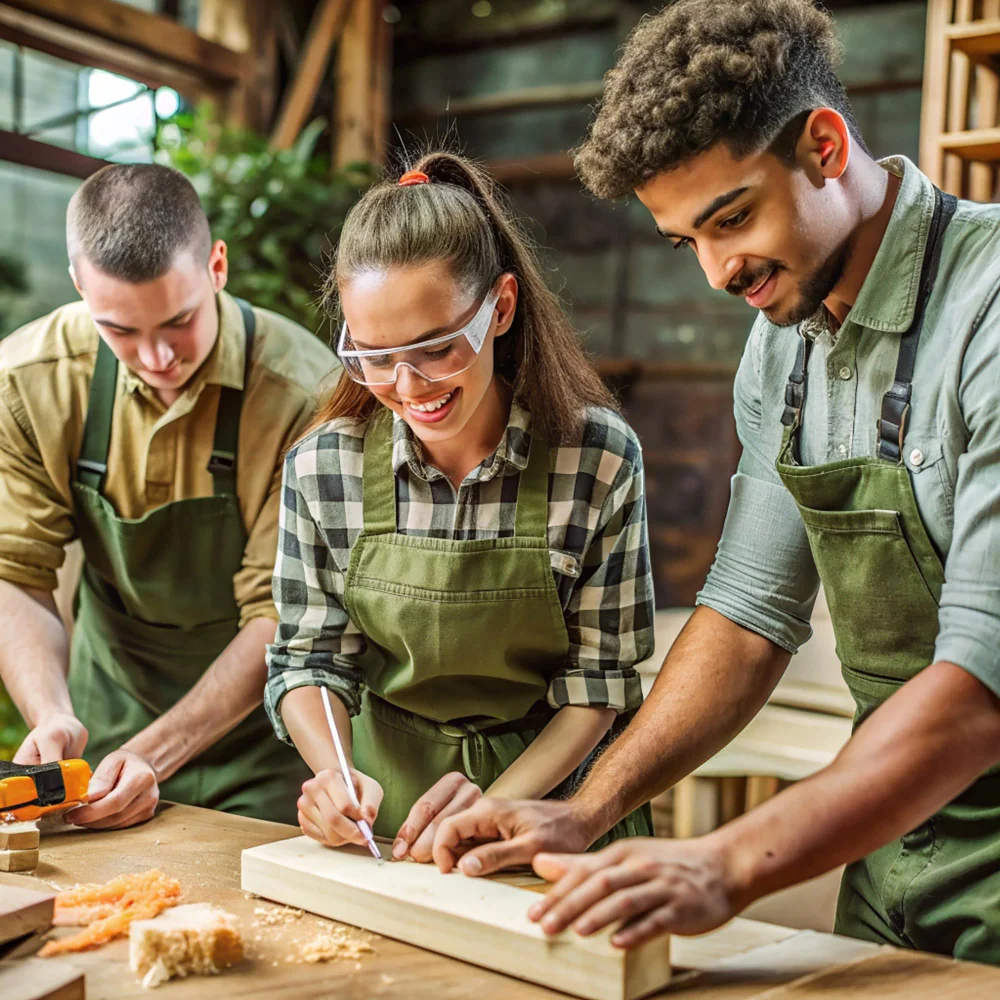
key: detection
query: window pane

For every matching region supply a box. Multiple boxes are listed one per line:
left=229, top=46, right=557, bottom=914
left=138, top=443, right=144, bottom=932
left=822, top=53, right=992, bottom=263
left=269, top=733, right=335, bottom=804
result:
left=21, top=49, right=84, bottom=149
left=0, top=42, right=15, bottom=130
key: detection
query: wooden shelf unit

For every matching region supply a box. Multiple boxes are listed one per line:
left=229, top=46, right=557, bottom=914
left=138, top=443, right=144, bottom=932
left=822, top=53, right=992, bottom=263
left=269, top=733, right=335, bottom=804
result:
left=921, top=0, right=1000, bottom=200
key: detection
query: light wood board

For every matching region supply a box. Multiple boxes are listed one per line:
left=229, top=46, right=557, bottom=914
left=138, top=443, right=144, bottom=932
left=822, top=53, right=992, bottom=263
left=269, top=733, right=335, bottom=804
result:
left=0, top=956, right=84, bottom=1000
left=0, top=887, right=54, bottom=948
left=242, top=836, right=672, bottom=1000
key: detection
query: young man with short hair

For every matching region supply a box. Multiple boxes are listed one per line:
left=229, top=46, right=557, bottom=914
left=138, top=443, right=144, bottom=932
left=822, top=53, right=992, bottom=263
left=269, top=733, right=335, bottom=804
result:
left=432, top=0, right=1000, bottom=962
left=0, top=163, right=337, bottom=827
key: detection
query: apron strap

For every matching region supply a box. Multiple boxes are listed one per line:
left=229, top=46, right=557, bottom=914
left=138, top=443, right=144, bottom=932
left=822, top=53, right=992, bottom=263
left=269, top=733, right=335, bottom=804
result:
left=877, top=189, right=957, bottom=462
left=361, top=410, right=397, bottom=536
left=76, top=335, right=118, bottom=491
left=514, top=421, right=550, bottom=540
left=779, top=333, right=814, bottom=465
left=208, top=297, right=256, bottom=496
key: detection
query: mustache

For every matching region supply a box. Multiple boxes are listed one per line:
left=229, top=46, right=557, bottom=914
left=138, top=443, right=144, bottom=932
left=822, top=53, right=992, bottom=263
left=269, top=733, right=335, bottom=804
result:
left=726, top=262, right=784, bottom=297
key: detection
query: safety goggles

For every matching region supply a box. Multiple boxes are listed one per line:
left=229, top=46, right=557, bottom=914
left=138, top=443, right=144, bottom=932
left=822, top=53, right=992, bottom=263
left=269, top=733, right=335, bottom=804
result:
left=337, top=286, right=499, bottom=386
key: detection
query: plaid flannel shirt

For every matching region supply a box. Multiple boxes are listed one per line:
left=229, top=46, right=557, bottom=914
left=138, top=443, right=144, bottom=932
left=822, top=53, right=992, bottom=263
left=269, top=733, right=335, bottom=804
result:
left=265, top=401, right=654, bottom=742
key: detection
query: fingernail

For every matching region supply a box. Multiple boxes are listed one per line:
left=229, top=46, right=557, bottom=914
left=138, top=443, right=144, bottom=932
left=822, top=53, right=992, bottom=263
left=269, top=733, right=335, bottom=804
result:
left=527, top=902, right=544, bottom=921
left=392, top=840, right=407, bottom=859
left=542, top=916, right=559, bottom=935
left=459, top=856, right=482, bottom=876
left=575, top=921, right=593, bottom=936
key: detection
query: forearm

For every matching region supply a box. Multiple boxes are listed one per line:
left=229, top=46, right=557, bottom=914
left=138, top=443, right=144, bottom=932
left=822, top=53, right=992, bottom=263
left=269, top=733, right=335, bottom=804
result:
left=717, top=660, right=1000, bottom=908
left=280, top=683, right=354, bottom=776
left=487, top=705, right=616, bottom=800
left=573, top=606, right=791, bottom=841
left=124, top=616, right=275, bottom=781
left=0, top=581, right=72, bottom=724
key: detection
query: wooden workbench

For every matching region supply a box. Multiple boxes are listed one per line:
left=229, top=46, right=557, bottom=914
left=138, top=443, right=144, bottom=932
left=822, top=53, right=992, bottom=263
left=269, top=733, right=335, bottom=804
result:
left=2, top=804, right=998, bottom=999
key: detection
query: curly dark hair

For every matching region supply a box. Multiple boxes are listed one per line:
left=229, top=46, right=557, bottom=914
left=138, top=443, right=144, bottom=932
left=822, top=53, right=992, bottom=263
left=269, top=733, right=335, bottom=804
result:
left=574, top=0, right=867, bottom=200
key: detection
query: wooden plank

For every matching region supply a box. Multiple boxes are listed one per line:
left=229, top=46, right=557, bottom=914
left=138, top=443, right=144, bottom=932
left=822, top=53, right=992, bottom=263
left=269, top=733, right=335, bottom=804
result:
left=334, top=0, right=378, bottom=167
left=401, top=81, right=604, bottom=124
left=372, top=0, right=393, bottom=167
left=0, top=130, right=107, bottom=180
left=0, top=4, right=214, bottom=99
left=488, top=153, right=576, bottom=185
left=745, top=776, right=782, bottom=812
left=919, top=0, right=953, bottom=185
left=947, top=19, right=1000, bottom=60
left=971, top=0, right=1000, bottom=201
left=939, top=126, right=1000, bottom=160
left=758, top=948, right=1000, bottom=997
left=672, top=776, right=720, bottom=838
left=0, top=956, right=83, bottom=1000
left=719, top=777, right=747, bottom=825
left=944, top=0, right=974, bottom=197
left=0, top=887, right=53, bottom=948
left=241, top=837, right=673, bottom=1000
left=2, top=0, right=248, bottom=82
left=271, top=0, right=351, bottom=151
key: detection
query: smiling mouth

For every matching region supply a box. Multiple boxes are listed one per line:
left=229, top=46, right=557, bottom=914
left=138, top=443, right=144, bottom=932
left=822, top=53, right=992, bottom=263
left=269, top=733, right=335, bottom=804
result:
left=746, top=269, right=775, bottom=298
left=405, top=389, right=455, bottom=413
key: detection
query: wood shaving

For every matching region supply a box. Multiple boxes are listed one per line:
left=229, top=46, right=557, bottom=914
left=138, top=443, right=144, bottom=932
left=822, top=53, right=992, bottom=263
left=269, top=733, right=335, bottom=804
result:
left=251, top=905, right=304, bottom=927
left=39, top=869, right=181, bottom=956
left=297, top=927, right=375, bottom=964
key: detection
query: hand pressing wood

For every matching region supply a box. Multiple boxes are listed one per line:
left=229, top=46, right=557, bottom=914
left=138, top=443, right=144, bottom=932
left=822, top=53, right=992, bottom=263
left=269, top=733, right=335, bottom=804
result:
left=241, top=837, right=672, bottom=1000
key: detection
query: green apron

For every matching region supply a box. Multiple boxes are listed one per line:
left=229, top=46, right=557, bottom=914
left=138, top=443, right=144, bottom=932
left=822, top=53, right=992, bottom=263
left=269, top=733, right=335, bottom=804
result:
left=68, top=300, right=310, bottom=823
left=344, top=411, right=652, bottom=843
left=775, top=191, right=1000, bottom=962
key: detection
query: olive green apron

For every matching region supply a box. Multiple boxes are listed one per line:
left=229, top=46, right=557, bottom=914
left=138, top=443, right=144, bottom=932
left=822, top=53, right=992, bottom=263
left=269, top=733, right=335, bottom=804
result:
left=344, top=411, right=652, bottom=843
left=775, top=191, right=1000, bottom=962
left=68, top=300, right=310, bottom=823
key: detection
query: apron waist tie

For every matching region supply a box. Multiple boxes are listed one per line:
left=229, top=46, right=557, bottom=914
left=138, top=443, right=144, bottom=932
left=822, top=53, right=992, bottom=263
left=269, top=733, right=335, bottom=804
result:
left=366, top=693, right=555, bottom=785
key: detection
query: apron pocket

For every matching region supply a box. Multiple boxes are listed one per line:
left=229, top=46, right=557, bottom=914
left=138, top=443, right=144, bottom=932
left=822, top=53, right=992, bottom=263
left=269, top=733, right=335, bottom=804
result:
left=795, top=505, right=940, bottom=685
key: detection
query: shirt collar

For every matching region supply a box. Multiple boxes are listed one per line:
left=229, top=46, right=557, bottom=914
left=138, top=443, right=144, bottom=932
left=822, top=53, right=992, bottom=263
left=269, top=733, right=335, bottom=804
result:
left=844, top=155, right=938, bottom=336
left=120, top=290, right=246, bottom=399
left=391, top=398, right=533, bottom=483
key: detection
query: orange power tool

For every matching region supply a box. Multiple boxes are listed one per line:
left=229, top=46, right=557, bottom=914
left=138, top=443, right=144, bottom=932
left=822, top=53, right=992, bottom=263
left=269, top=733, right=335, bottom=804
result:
left=0, top=759, right=91, bottom=821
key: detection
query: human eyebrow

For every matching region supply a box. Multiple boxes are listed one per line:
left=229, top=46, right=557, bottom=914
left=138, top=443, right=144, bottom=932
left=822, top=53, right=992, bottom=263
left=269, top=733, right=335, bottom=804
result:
left=691, top=187, right=750, bottom=229
left=159, top=306, right=198, bottom=326
left=93, top=318, right=136, bottom=333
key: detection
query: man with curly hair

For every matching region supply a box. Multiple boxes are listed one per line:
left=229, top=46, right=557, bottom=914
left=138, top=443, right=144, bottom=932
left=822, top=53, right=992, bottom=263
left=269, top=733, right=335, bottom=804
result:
left=430, top=0, right=1000, bottom=964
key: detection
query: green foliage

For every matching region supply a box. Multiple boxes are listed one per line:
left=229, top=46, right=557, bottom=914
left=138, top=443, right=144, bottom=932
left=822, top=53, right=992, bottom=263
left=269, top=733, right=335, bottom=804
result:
left=155, top=104, right=376, bottom=339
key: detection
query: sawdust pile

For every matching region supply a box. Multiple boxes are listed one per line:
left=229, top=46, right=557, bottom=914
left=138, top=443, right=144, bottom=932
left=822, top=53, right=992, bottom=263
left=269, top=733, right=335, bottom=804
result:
left=40, top=869, right=182, bottom=956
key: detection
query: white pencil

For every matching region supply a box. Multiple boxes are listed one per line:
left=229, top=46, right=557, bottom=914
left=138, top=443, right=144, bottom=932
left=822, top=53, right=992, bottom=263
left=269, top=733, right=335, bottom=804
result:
left=320, top=687, right=382, bottom=859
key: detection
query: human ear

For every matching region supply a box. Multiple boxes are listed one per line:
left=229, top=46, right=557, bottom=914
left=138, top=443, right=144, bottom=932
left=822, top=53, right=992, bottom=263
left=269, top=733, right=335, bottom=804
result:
left=493, top=272, right=519, bottom=338
left=208, top=240, right=229, bottom=292
left=796, top=108, right=850, bottom=182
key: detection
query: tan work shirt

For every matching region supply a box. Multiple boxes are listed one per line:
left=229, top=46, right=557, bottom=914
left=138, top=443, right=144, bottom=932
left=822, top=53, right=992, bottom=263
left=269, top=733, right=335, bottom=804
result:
left=0, top=291, right=338, bottom=625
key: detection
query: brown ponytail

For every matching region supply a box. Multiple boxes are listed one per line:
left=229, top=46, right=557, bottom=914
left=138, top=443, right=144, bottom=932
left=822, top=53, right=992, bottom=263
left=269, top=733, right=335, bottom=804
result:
left=308, top=150, right=615, bottom=442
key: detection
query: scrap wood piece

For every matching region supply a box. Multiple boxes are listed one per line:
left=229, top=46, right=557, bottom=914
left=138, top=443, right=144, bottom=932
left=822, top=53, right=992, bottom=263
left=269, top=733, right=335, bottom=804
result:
left=0, top=821, right=39, bottom=851
left=0, top=848, right=38, bottom=872
left=242, top=836, right=671, bottom=1000
left=39, top=869, right=181, bottom=956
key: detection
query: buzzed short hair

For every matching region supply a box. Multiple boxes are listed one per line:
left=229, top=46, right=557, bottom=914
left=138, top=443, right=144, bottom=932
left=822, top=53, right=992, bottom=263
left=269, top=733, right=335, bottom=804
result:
left=67, top=163, right=212, bottom=282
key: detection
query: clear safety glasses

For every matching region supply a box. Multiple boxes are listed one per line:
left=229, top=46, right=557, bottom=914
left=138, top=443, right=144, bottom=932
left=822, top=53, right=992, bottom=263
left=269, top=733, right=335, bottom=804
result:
left=337, top=286, right=500, bottom=386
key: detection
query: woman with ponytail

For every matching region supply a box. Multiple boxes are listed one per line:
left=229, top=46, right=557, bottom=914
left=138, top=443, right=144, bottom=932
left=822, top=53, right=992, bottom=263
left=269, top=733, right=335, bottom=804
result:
left=264, top=151, right=655, bottom=862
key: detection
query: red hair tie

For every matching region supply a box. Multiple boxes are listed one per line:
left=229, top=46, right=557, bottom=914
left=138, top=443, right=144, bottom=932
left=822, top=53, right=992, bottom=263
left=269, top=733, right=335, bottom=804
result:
left=399, top=170, right=430, bottom=187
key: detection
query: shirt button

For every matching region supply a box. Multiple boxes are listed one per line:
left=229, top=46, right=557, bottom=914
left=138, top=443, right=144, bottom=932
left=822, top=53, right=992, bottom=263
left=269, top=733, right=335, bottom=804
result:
left=838, top=366, right=852, bottom=380
left=910, top=448, right=924, bottom=467
left=837, top=444, right=847, bottom=456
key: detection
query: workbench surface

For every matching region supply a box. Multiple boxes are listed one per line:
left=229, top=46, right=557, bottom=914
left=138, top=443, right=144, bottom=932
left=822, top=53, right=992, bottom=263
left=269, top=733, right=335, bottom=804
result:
left=2, top=803, right=997, bottom=998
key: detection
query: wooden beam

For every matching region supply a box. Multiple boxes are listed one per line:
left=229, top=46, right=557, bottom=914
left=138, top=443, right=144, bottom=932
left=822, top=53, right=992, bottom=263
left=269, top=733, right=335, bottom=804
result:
left=919, top=0, right=952, bottom=185
left=242, top=837, right=673, bottom=1000
left=400, top=80, right=604, bottom=125
left=488, top=152, right=576, bottom=185
left=2, top=0, right=249, bottom=82
left=271, top=0, right=351, bottom=151
left=0, top=129, right=107, bottom=179
left=939, top=126, right=1000, bottom=160
left=970, top=0, right=1000, bottom=201
left=947, top=19, right=1000, bottom=61
left=371, top=1, right=392, bottom=167
left=944, top=0, right=974, bottom=197
left=334, top=0, right=377, bottom=167
left=0, top=3, right=213, bottom=99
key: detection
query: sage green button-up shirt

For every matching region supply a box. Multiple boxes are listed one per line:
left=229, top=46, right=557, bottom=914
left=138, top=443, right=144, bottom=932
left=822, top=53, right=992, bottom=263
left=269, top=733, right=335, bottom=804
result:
left=697, top=156, right=1000, bottom=697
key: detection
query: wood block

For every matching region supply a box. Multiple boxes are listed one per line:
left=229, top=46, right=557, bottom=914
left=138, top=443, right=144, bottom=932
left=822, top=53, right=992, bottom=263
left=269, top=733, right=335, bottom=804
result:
left=0, top=956, right=84, bottom=1000
left=0, top=822, right=39, bottom=851
left=242, top=836, right=671, bottom=1000
left=0, top=848, right=39, bottom=872
left=0, top=886, right=54, bottom=948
